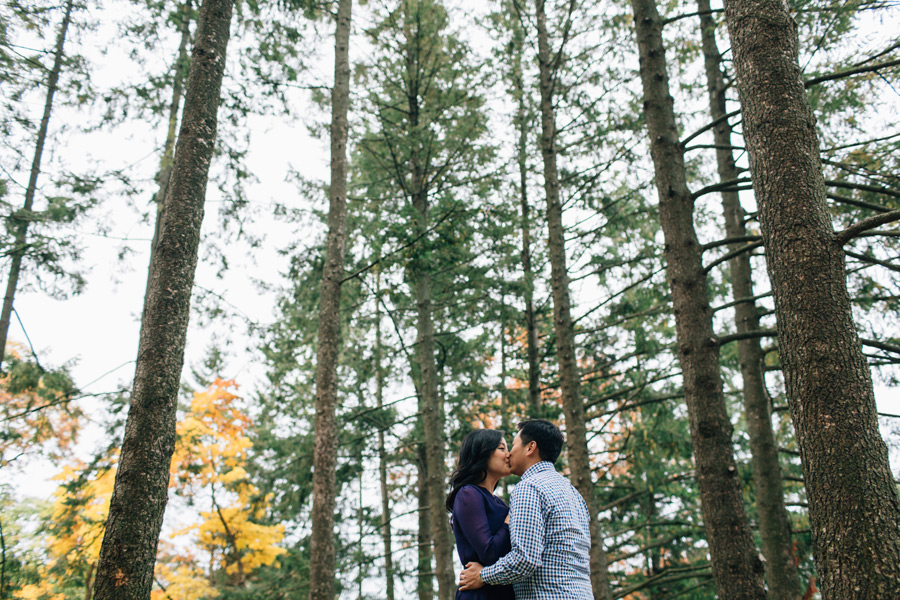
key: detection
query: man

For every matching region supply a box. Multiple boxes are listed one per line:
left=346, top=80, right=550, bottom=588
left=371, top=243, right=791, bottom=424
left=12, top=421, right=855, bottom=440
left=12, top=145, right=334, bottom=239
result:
left=458, top=419, right=593, bottom=599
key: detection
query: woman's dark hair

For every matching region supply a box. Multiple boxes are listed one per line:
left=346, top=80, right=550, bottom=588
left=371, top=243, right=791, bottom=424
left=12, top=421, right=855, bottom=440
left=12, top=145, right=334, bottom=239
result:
left=518, top=419, right=564, bottom=464
left=446, top=429, right=504, bottom=513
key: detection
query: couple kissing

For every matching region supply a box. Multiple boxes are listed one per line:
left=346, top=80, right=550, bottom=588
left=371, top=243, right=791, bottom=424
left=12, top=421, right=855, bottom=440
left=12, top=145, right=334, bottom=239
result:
left=447, top=419, right=593, bottom=599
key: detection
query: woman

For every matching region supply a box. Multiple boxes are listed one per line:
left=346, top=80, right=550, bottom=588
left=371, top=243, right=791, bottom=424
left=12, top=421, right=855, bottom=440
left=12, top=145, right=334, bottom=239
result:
left=446, top=429, right=515, bottom=600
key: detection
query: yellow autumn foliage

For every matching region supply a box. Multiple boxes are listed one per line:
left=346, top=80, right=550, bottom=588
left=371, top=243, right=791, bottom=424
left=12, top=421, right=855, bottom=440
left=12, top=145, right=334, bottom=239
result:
left=46, top=456, right=116, bottom=564
left=151, top=563, right=219, bottom=600
left=168, top=379, right=286, bottom=582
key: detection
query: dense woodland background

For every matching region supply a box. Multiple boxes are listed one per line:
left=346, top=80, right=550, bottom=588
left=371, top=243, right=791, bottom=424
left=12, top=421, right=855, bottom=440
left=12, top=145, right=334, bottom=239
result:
left=1, top=0, right=899, bottom=598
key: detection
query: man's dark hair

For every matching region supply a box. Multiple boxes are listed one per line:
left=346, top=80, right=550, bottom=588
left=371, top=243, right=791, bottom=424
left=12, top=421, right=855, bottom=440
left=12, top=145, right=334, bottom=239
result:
left=517, top=419, right=564, bottom=464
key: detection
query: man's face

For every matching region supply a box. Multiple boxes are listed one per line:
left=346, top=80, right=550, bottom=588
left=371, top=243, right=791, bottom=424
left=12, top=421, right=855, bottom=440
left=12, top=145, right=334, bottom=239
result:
left=507, top=432, right=534, bottom=476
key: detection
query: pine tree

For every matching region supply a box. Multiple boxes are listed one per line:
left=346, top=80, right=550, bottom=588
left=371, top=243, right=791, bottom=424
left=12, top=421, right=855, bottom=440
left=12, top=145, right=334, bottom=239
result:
left=723, top=0, right=900, bottom=595
left=91, top=0, right=235, bottom=596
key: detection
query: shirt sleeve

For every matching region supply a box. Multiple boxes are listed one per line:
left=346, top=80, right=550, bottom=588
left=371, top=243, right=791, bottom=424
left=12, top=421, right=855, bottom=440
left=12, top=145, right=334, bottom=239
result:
left=453, top=486, right=511, bottom=566
left=481, top=480, right=544, bottom=585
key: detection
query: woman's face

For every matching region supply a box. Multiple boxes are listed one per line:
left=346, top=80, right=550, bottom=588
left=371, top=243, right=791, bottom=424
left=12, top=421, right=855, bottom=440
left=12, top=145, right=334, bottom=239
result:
left=485, top=437, right=511, bottom=479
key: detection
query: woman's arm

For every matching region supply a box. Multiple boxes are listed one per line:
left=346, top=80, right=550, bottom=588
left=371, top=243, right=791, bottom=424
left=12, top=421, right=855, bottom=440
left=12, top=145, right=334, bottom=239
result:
left=453, top=486, right=511, bottom=566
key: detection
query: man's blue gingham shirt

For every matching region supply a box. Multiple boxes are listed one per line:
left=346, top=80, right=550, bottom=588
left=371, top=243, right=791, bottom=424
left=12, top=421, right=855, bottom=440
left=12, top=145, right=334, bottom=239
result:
left=480, top=461, right=593, bottom=599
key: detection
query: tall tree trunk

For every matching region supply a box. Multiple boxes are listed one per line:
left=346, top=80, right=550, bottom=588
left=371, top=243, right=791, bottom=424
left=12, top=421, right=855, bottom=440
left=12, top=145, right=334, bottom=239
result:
left=148, top=0, right=193, bottom=260
left=417, top=446, right=434, bottom=600
left=696, top=5, right=801, bottom=599
left=532, top=1, right=611, bottom=597
left=308, top=0, right=353, bottom=597
left=509, top=14, right=541, bottom=416
left=91, top=0, right=234, bottom=598
left=404, top=24, right=454, bottom=598
left=723, top=0, right=900, bottom=596
left=0, top=0, right=73, bottom=370
left=411, top=247, right=455, bottom=600
left=628, top=0, right=767, bottom=597
left=375, top=273, right=395, bottom=600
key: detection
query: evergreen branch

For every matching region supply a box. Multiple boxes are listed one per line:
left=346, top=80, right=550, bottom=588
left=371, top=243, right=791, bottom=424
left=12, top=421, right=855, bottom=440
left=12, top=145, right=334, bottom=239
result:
left=701, top=234, right=762, bottom=252
left=662, top=7, right=723, bottom=25
left=826, top=179, right=900, bottom=201
left=805, top=57, right=900, bottom=88
left=611, top=532, right=694, bottom=563
left=340, top=207, right=459, bottom=283
left=680, top=108, right=740, bottom=148
left=1, top=390, right=121, bottom=422
left=828, top=192, right=892, bottom=213
left=713, top=291, right=773, bottom=312
left=702, top=240, right=764, bottom=274
left=716, top=328, right=776, bottom=346
left=845, top=249, right=900, bottom=273
left=683, top=143, right=745, bottom=153
left=822, top=131, right=900, bottom=154
left=835, top=209, right=900, bottom=244
left=690, top=177, right=753, bottom=200
left=613, top=566, right=713, bottom=599
left=861, top=338, right=900, bottom=355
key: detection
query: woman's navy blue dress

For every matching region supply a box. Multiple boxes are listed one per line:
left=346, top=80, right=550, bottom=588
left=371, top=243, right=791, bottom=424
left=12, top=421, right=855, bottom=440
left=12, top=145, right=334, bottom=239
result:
left=451, top=484, right=516, bottom=600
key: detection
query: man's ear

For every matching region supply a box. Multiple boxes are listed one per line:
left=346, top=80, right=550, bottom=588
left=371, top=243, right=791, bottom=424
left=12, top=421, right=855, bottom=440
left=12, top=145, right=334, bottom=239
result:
left=525, top=441, right=538, bottom=458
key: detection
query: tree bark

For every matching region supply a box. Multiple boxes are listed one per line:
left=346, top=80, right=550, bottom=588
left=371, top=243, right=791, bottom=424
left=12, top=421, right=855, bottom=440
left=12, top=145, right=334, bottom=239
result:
left=0, top=0, right=73, bottom=370
left=417, top=446, right=434, bottom=600
left=403, top=9, right=455, bottom=595
left=696, top=4, right=801, bottom=599
left=375, top=273, right=395, bottom=600
left=148, top=0, right=193, bottom=261
left=91, top=1, right=234, bottom=597
left=308, top=0, right=353, bottom=597
left=629, top=0, right=767, bottom=597
left=723, top=0, right=900, bottom=596
left=509, top=13, right=541, bottom=416
left=410, top=222, right=455, bottom=600
left=532, top=1, right=612, bottom=597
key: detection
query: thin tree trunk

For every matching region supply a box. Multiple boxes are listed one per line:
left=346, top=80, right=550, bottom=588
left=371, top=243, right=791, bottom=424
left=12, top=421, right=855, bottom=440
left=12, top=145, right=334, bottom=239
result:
left=84, top=562, right=94, bottom=600
left=308, top=0, right=353, bottom=597
left=510, top=15, right=541, bottom=416
left=628, top=0, right=767, bottom=597
left=417, top=446, right=434, bottom=600
left=696, top=5, right=801, bottom=599
left=375, top=272, right=395, bottom=600
left=723, top=0, right=900, bottom=595
left=532, top=1, right=611, bottom=597
left=148, top=0, right=193, bottom=260
left=91, top=1, right=234, bottom=597
left=411, top=254, right=455, bottom=600
left=0, top=0, right=73, bottom=370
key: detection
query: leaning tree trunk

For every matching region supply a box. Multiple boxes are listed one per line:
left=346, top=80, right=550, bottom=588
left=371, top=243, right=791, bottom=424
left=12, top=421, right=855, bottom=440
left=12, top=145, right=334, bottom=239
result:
left=722, top=0, right=900, bottom=596
left=308, top=0, right=353, bottom=598
left=532, top=1, right=611, bottom=597
left=629, top=0, right=767, bottom=597
left=696, top=5, right=802, bottom=600
left=0, top=0, right=73, bottom=370
left=148, top=0, right=193, bottom=260
left=91, top=0, right=234, bottom=597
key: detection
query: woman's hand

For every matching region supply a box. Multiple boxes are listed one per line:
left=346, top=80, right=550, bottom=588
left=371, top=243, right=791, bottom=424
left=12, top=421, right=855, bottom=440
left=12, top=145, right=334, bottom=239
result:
left=504, top=513, right=510, bottom=524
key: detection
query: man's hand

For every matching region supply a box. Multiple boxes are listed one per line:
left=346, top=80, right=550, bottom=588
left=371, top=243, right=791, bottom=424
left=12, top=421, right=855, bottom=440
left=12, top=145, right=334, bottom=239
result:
left=459, top=561, right=485, bottom=590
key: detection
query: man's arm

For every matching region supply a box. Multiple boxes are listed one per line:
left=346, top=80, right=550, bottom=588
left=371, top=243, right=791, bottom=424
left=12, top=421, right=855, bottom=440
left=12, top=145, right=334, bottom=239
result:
left=478, top=481, right=545, bottom=585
